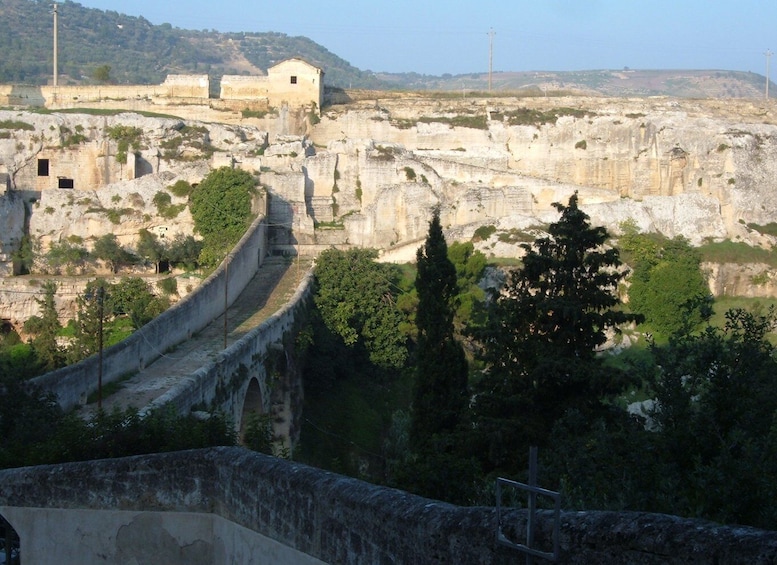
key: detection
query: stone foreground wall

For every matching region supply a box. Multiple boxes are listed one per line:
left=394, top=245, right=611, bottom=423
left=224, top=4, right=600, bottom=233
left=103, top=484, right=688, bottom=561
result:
left=0, top=448, right=775, bottom=565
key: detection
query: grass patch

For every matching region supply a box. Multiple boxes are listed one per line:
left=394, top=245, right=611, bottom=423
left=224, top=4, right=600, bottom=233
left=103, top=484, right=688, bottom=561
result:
left=747, top=222, right=777, bottom=237
left=499, top=107, right=596, bottom=127
left=698, top=240, right=777, bottom=266
left=0, top=119, right=34, bottom=130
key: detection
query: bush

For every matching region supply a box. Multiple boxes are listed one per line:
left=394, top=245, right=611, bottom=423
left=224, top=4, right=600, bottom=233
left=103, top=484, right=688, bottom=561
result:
left=473, top=225, right=496, bottom=241
left=157, top=277, right=178, bottom=296
left=169, top=180, right=193, bottom=198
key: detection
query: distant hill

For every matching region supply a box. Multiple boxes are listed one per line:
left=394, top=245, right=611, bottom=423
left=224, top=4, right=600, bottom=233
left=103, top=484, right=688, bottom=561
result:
left=0, top=0, right=771, bottom=99
left=0, top=0, right=384, bottom=89
left=376, top=69, right=773, bottom=99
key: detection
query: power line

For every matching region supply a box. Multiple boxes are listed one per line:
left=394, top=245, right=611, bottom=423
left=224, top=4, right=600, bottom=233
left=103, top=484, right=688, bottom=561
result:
left=765, top=49, right=773, bottom=99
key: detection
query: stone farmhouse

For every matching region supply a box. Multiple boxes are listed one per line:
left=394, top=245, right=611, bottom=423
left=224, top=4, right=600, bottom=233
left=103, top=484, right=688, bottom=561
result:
left=221, top=58, right=324, bottom=110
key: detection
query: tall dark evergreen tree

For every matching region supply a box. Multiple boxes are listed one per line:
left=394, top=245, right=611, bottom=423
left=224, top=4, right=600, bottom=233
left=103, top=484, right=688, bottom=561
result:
left=402, top=210, right=475, bottom=504
left=411, top=209, right=469, bottom=447
left=474, top=192, right=641, bottom=473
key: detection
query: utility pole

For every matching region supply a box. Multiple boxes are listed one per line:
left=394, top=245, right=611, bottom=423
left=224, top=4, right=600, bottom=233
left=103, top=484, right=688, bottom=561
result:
left=97, top=285, right=104, bottom=410
left=53, top=3, right=58, bottom=86
left=766, top=50, right=773, bottom=100
left=488, top=28, right=495, bottom=93
left=224, top=254, right=229, bottom=349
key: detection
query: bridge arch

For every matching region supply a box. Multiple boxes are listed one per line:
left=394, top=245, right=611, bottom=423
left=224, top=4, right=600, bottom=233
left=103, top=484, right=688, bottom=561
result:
left=239, top=377, right=265, bottom=443
left=0, top=513, right=20, bottom=564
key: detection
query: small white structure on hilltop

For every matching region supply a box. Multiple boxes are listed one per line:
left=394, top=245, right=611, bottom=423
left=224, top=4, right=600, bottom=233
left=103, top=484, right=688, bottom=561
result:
left=221, top=58, right=324, bottom=112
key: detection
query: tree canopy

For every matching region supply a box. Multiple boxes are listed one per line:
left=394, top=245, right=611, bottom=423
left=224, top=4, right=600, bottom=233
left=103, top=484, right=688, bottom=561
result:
left=190, top=167, right=257, bottom=267
left=621, top=225, right=710, bottom=336
left=473, top=193, right=641, bottom=472
left=404, top=210, right=474, bottom=503
left=313, top=248, right=407, bottom=369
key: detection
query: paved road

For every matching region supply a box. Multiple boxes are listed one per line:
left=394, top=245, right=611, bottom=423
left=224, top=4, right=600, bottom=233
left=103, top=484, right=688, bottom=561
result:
left=81, top=256, right=311, bottom=418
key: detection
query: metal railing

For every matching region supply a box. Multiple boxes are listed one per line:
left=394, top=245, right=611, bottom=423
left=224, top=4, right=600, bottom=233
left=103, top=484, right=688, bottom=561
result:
left=496, top=447, right=561, bottom=563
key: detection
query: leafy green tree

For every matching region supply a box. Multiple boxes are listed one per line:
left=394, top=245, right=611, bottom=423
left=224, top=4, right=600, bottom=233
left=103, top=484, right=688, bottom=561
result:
left=166, top=234, right=202, bottom=271
left=112, top=277, right=168, bottom=329
left=447, top=240, right=487, bottom=325
left=623, top=227, right=710, bottom=336
left=314, top=248, right=408, bottom=369
left=46, top=240, right=88, bottom=274
left=93, top=233, right=136, bottom=273
left=0, top=338, right=41, bottom=381
left=11, top=234, right=34, bottom=275
left=67, top=279, right=112, bottom=364
left=22, top=281, right=63, bottom=372
left=474, top=193, right=641, bottom=474
left=136, top=229, right=165, bottom=273
left=92, top=64, right=111, bottom=83
left=190, top=167, right=256, bottom=267
left=243, top=412, right=275, bottom=455
left=644, top=307, right=777, bottom=527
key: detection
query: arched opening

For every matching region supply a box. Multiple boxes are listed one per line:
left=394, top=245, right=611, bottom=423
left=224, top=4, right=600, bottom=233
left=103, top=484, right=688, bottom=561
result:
left=0, top=514, right=20, bottom=564
left=239, top=378, right=265, bottom=446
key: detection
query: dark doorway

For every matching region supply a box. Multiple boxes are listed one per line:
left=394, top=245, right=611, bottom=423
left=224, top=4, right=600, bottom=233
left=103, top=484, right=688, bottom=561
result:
left=0, top=514, right=20, bottom=564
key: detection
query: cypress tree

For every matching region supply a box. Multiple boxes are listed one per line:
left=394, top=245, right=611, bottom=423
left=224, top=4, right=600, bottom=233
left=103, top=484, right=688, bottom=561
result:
left=410, top=209, right=469, bottom=448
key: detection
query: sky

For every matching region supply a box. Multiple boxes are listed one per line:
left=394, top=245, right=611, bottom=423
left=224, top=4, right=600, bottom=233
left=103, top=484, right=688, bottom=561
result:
left=72, top=0, right=777, bottom=77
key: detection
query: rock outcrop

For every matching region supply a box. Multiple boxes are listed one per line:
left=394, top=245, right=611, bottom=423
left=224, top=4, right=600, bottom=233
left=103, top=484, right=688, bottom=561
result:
left=3, top=95, right=777, bottom=327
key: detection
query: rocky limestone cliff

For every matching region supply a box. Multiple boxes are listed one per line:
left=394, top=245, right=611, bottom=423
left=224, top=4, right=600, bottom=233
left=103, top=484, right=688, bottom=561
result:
left=307, top=96, right=777, bottom=249
left=3, top=95, right=777, bottom=327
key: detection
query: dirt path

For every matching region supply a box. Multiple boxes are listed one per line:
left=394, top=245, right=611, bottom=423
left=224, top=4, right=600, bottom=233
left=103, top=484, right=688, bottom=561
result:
left=81, top=256, right=312, bottom=418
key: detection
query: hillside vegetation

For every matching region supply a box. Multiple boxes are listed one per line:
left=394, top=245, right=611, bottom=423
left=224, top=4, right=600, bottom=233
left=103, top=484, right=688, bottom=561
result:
left=0, top=0, right=381, bottom=89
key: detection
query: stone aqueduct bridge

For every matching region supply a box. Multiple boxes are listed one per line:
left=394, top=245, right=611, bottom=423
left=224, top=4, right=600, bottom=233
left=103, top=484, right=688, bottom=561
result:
left=5, top=210, right=777, bottom=563
left=30, top=212, right=313, bottom=441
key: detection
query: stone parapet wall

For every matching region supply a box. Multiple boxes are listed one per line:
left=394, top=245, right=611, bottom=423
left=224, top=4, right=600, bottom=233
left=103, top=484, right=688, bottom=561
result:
left=29, top=213, right=268, bottom=411
left=0, top=448, right=775, bottom=564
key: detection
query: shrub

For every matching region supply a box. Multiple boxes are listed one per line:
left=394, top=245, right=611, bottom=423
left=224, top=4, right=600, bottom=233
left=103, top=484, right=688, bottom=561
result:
left=169, top=180, right=193, bottom=198
left=157, top=277, right=178, bottom=296
left=473, top=224, right=497, bottom=241
left=152, top=191, right=185, bottom=219
left=107, top=125, right=142, bottom=164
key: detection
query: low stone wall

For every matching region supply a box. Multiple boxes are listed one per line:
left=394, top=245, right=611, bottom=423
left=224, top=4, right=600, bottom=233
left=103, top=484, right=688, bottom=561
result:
left=29, top=214, right=268, bottom=410
left=0, top=448, right=775, bottom=564
left=0, top=75, right=209, bottom=108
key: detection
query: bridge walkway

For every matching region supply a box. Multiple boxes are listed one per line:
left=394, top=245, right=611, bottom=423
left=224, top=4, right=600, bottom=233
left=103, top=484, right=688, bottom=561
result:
left=80, top=256, right=312, bottom=418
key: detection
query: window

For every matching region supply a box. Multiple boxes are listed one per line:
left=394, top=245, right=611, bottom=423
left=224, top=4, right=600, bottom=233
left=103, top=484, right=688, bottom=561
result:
left=38, top=159, right=49, bottom=177
left=290, top=75, right=297, bottom=85
left=58, top=178, right=74, bottom=189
